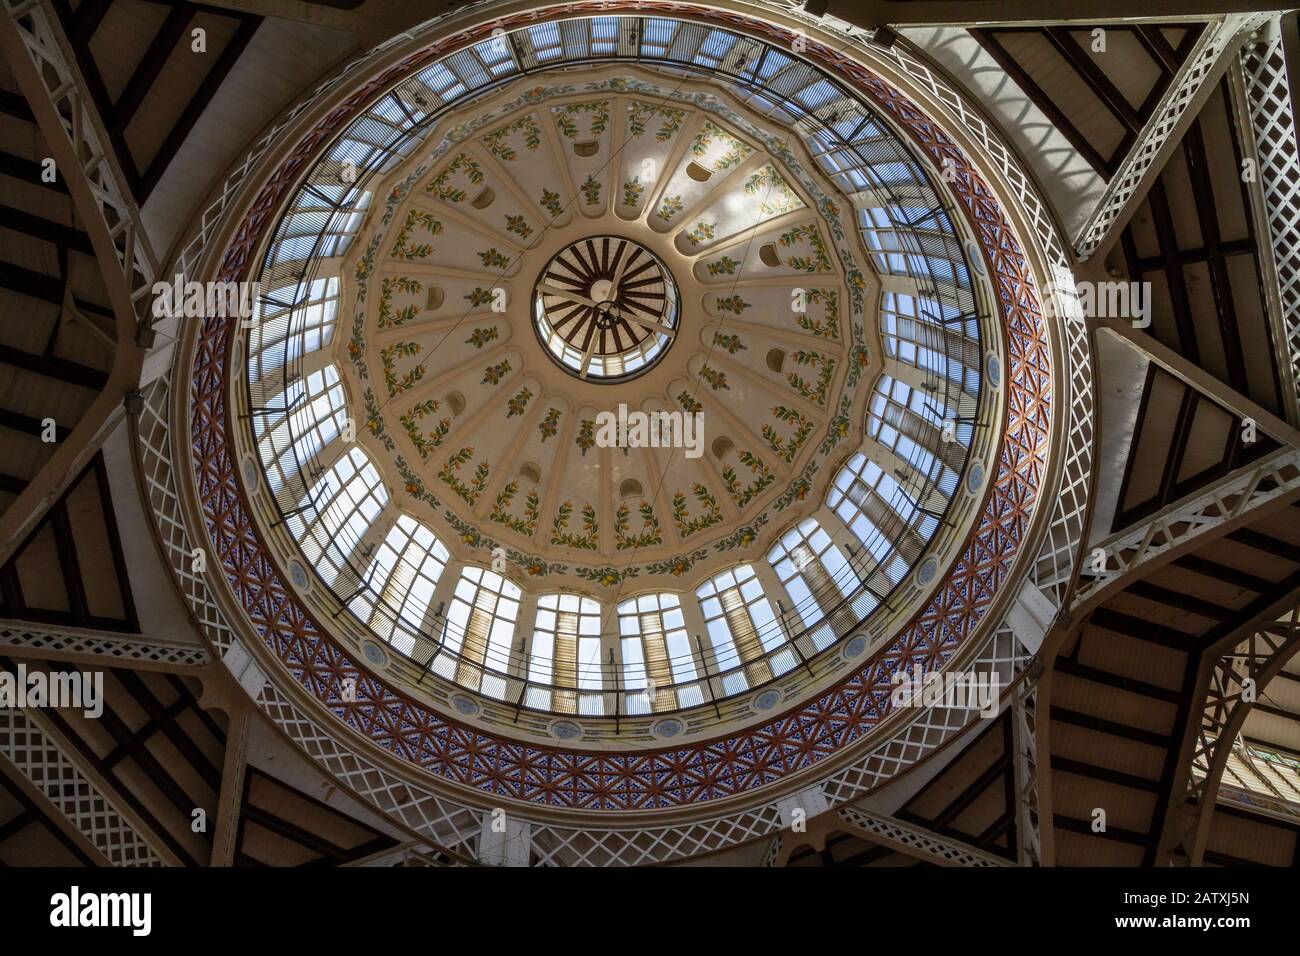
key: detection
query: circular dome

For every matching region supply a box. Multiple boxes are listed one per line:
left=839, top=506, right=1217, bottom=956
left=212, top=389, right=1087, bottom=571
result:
left=172, top=3, right=1076, bottom=849
left=533, top=235, right=679, bottom=381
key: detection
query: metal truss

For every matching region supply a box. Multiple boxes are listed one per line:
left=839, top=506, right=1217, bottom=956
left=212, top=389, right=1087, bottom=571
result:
left=0, top=621, right=212, bottom=670
left=1074, top=12, right=1271, bottom=260
left=835, top=804, right=1014, bottom=867
left=0, top=707, right=166, bottom=866
left=1159, top=593, right=1300, bottom=866
left=1070, top=446, right=1300, bottom=612
left=1239, top=16, right=1300, bottom=425
left=1010, top=678, right=1043, bottom=866
left=0, top=0, right=157, bottom=565
left=0, top=0, right=157, bottom=322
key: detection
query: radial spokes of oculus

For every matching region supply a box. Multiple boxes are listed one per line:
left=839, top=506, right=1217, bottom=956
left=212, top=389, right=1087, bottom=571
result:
left=532, top=235, right=679, bottom=382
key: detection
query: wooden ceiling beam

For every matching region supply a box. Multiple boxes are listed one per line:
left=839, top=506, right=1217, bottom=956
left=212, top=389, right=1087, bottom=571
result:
left=110, top=5, right=194, bottom=138
left=137, top=15, right=261, bottom=202
left=0, top=345, right=107, bottom=390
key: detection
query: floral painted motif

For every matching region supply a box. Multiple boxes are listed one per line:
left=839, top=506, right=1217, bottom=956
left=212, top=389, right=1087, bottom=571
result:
left=540, top=188, right=563, bottom=219
left=551, top=500, right=598, bottom=550
left=380, top=341, right=423, bottom=396
left=798, top=288, right=840, bottom=339
left=551, top=100, right=610, bottom=139
left=744, top=165, right=804, bottom=216
left=780, top=223, right=832, bottom=272
left=676, top=391, right=703, bottom=414
left=390, top=210, right=441, bottom=260
left=575, top=418, right=595, bottom=455
left=505, top=214, right=533, bottom=239
left=644, top=551, right=707, bottom=577
left=438, top=447, right=490, bottom=505
left=394, top=454, right=440, bottom=510
left=712, top=332, right=745, bottom=354
left=399, top=398, right=450, bottom=459
left=656, top=195, right=683, bottom=221
left=691, top=121, right=751, bottom=170
left=627, top=101, right=684, bottom=141
left=506, top=387, right=532, bottom=418
left=672, top=484, right=723, bottom=536
left=538, top=407, right=561, bottom=441
left=622, top=177, right=644, bottom=207
left=706, top=256, right=737, bottom=276
left=478, top=248, right=511, bottom=270
left=464, top=287, right=495, bottom=307
left=481, top=360, right=512, bottom=385
left=699, top=365, right=729, bottom=391
left=722, top=451, right=776, bottom=508
left=788, top=351, right=836, bottom=405
left=490, top=480, right=542, bottom=536
left=684, top=221, right=715, bottom=245
left=426, top=153, right=484, bottom=203
left=575, top=565, right=637, bottom=587
left=614, top=500, right=662, bottom=550
left=714, top=294, right=749, bottom=315
left=580, top=176, right=601, bottom=206
left=378, top=276, right=421, bottom=328
left=763, top=406, right=815, bottom=463
left=465, top=325, right=499, bottom=348
left=480, top=115, right=541, bottom=161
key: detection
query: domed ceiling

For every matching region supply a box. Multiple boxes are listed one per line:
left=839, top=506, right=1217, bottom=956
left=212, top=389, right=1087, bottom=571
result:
left=177, top=5, right=1066, bottom=830
left=341, top=69, right=874, bottom=590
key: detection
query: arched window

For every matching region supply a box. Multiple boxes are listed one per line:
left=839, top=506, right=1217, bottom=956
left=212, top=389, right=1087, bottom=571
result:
left=767, top=516, right=859, bottom=648
left=439, top=566, right=521, bottom=699
left=827, top=452, right=927, bottom=601
left=868, top=374, right=964, bottom=498
left=254, top=364, right=348, bottom=495
left=288, top=446, right=388, bottom=589
left=880, top=291, right=980, bottom=398
left=529, top=593, right=602, bottom=713
left=359, top=515, right=450, bottom=656
left=696, top=565, right=792, bottom=695
left=617, top=593, right=699, bottom=713
left=248, top=275, right=342, bottom=382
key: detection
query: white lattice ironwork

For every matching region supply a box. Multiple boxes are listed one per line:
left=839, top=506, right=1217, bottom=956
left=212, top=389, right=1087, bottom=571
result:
left=1010, top=677, right=1042, bottom=866
left=1071, top=446, right=1300, bottom=611
left=836, top=804, right=1013, bottom=867
left=0, top=0, right=156, bottom=323
left=0, top=707, right=164, bottom=866
left=1240, top=17, right=1300, bottom=423
left=1167, top=599, right=1300, bottom=865
left=0, top=621, right=211, bottom=668
left=1074, top=12, right=1270, bottom=260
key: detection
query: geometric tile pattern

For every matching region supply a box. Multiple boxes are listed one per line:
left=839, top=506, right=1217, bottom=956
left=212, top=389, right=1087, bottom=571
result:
left=185, top=7, right=1054, bottom=810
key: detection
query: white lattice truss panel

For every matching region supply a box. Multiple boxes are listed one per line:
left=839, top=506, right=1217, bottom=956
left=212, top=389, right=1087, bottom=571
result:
left=1074, top=12, right=1269, bottom=259
left=131, top=1, right=1086, bottom=865
left=1011, top=678, right=1042, bottom=865
left=0, top=708, right=164, bottom=866
left=1, top=0, right=157, bottom=322
left=1174, top=602, right=1300, bottom=864
left=1071, top=447, right=1300, bottom=611
left=0, top=621, right=211, bottom=668
left=1240, top=20, right=1300, bottom=418
left=836, top=804, right=1013, bottom=866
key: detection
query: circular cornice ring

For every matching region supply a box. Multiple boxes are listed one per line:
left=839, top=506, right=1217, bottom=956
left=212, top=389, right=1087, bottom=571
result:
left=155, top=1, right=1086, bottom=846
